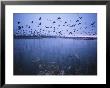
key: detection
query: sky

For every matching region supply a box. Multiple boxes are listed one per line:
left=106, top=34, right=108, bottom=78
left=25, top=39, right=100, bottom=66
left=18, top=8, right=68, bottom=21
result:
left=13, top=13, right=97, bottom=37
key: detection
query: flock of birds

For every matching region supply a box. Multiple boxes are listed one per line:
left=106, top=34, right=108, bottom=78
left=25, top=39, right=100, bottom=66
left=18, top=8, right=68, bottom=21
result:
left=14, top=16, right=97, bottom=38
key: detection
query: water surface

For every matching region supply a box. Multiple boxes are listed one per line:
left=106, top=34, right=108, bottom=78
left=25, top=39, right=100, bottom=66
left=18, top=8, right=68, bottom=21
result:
left=14, top=38, right=97, bottom=75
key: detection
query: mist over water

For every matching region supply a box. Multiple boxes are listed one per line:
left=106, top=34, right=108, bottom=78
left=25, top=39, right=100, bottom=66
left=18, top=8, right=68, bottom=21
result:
left=14, top=38, right=97, bottom=75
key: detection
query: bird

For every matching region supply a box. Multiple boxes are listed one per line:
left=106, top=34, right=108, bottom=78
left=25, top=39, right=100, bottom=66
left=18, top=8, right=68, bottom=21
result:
left=64, top=21, right=67, bottom=24
left=69, top=32, right=72, bottom=35
left=58, top=31, right=62, bottom=35
left=31, top=21, right=33, bottom=23
left=39, top=22, right=41, bottom=25
left=28, top=26, right=30, bottom=28
left=39, top=17, right=41, bottom=20
left=76, top=20, right=79, bottom=22
left=91, top=22, right=95, bottom=26
left=57, top=17, right=61, bottom=19
left=45, top=26, right=49, bottom=28
left=78, top=23, right=81, bottom=25
left=18, top=26, right=21, bottom=30
left=17, top=21, right=20, bottom=24
left=79, top=17, right=82, bottom=19
left=53, top=21, right=56, bottom=23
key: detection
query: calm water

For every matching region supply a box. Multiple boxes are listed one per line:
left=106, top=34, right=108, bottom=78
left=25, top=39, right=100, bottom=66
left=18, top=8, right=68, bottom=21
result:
left=14, top=38, right=97, bottom=75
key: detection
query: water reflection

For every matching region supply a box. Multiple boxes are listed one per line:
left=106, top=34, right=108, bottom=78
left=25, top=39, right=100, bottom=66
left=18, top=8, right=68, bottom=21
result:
left=14, top=38, right=97, bottom=75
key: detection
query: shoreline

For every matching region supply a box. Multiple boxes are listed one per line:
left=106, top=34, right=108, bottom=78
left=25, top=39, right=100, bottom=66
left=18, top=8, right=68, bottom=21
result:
left=14, top=36, right=97, bottom=40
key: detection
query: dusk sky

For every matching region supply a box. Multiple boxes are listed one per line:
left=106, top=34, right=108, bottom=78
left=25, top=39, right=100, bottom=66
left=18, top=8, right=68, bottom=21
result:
left=14, top=13, right=97, bottom=37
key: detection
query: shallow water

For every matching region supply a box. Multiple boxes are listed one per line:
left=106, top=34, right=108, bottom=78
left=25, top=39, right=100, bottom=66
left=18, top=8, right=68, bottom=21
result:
left=14, top=38, right=97, bottom=75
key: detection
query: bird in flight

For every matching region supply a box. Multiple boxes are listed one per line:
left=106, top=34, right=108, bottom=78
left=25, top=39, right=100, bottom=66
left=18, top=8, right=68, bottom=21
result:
left=57, top=17, right=61, bottom=19
left=79, top=17, right=82, bottom=19
left=39, top=17, right=41, bottom=20
left=17, top=21, right=20, bottom=24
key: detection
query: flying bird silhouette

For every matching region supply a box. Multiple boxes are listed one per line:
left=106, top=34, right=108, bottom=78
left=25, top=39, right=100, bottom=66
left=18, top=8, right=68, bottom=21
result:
left=91, top=22, right=95, bottom=26
left=39, top=17, right=41, bottom=20
left=64, top=21, right=67, bottom=24
left=76, top=20, right=79, bottom=22
left=69, top=32, right=72, bottom=35
left=53, top=21, right=56, bottom=23
left=78, top=23, right=81, bottom=25
left=45, top=26, right=49, bottom=28
left=57, top=17, right=61, bottom=19
left=39, top=22, right=41, bottom=25
left=28, top=26, right=30, bottom=28
left=18, top=26, right=21, bottom=30
left=17, top=21, right=20, bottom=24
left=79, top=17, right=82, bottom=19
